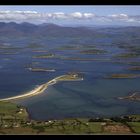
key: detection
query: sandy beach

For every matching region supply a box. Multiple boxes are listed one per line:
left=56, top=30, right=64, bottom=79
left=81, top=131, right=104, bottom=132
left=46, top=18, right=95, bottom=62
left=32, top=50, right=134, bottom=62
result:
left=0, top=75, right=83, bottom=101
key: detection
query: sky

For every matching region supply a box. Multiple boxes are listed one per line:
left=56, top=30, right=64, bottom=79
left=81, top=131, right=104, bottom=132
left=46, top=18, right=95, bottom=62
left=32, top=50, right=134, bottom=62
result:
left=0, top=6, right=140, bottom=26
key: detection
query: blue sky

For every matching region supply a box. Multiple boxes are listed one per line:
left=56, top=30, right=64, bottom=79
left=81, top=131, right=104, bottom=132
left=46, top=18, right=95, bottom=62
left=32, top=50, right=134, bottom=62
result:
left=0, top=6, right=140, bottom=26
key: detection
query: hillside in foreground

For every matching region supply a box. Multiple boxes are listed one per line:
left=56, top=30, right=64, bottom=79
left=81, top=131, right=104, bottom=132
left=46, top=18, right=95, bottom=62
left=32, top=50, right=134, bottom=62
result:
left=0, top=101, right=140, bottom=135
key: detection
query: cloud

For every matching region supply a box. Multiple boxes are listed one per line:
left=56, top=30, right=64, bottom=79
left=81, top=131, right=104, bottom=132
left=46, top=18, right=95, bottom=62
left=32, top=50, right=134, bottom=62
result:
left=0, top=11, right=96, bottom=21
left=0, top=11, right=139, bottom=24
left=83, top=13, right=95, bottom=18
left=69, top=12, right=83, bottom=18
left=0, top=11, right=41, bottom=21
left=108, top=14, right=129, bottom=22
left=109, top=14, right=128, bottom=19
left=0, top=10, right=38, bottom=14
left=108, top=13, right=140, bottom=23
left=50, top=12, right=67, bottom=19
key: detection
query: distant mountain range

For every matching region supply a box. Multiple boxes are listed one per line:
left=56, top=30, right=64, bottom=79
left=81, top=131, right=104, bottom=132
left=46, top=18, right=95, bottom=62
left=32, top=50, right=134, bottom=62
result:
left=0, top=22, right=100, bottom=37
left=0, top=22, right=140, bottom=37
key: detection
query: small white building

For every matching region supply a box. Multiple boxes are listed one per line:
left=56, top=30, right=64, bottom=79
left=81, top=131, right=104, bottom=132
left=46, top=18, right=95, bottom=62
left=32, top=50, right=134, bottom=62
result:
left=4, top=124, right=8, bottom=128
left=18, top=111, right=22, bottom=114
left=13, top=124, right=20, bottom=128
left=101, top=123, right=106, bottom=126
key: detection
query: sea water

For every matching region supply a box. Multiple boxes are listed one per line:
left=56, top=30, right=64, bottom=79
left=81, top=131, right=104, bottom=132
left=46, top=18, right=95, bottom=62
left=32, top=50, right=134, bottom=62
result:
left=0, top=35, right=140, bottom=120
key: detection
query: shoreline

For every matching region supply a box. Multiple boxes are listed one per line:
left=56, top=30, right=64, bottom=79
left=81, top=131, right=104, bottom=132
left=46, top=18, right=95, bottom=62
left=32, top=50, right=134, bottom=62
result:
left=0, top=74, right=83, bottom=101
left=0, top=99, right=140, bottom=134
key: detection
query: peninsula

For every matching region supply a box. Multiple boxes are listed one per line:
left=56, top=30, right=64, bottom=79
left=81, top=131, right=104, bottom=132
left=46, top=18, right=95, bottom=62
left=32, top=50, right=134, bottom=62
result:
left=0, top=73, right=83, bottom=101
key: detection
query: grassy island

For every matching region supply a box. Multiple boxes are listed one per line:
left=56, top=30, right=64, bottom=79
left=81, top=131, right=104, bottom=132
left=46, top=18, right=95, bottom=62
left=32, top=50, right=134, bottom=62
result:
left=27, top=43, right=44, bottom=49
left=128, top=66, right=140, bottom=71
left=32, top=50, right=48, bottom=53
left=33, top=53, right=55, bottom=59
left=106, top=74, right=140, bottom=79
left=114, top=52, right=140, bottom=59
left=57, top=73, right=83, bottom=81
left=62, top=57, right=110, bottom=61
left=79, top=49, right=107, bottom=55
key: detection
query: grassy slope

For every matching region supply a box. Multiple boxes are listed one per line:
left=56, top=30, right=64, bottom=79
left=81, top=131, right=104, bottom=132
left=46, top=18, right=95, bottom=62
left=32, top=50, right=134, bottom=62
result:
left=0, top=101, right=28, bottom=121
left=127, top=122, right=140, bottom=133
left=0, top=101, right=140, bottom=134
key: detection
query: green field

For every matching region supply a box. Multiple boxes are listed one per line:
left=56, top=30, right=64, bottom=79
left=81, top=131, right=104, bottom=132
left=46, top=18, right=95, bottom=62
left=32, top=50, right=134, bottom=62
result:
left=0, top=101, right=140, bottom=134
left=0, top=101, right=29, bottom=121
left=127, top=122, right=140, bottom=133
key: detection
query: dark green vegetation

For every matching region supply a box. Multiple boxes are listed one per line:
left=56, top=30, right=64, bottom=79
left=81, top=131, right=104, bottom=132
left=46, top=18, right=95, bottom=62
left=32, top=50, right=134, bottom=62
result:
left=0, top=101, right=139, bottom=134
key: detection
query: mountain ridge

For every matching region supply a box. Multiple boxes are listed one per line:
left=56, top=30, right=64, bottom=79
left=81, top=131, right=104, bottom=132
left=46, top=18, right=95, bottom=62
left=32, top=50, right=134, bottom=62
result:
left=0, top=22, right=140, bottom=37
left=0, top=22, right=99, bottom=37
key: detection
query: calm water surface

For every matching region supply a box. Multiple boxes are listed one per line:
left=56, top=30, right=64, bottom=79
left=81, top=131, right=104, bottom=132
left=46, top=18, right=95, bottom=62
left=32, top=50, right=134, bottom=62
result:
left=0, top=35, right=140, bottom=120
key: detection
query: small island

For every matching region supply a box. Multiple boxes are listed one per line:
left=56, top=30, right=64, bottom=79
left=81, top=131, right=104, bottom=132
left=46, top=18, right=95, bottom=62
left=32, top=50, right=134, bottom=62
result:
left=28, top=67, right=55, bottom=72
left=62, top=57, right=110, bottom=61
left=128, top=66, right=140, bottom=71
left=118, top=92, right=140, bottom=101
left=57, top=45, right=96, bottom=51
left=33, top=53, right=55, bottom=59
left=1, top=52, right=18, bottom=55
left=27, top=43, right=44, bottom=49
left=114, top=52, right=140, bottom=59
left=79, top=49, right=107, bottom=54
left=32, top=50, right=48, bottom=53
left=106, top=74, right=140, bottom=79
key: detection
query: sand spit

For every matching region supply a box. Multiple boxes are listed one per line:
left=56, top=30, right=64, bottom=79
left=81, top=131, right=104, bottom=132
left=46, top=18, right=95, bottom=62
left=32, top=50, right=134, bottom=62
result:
left=0, top=74, right=83, bottom=101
